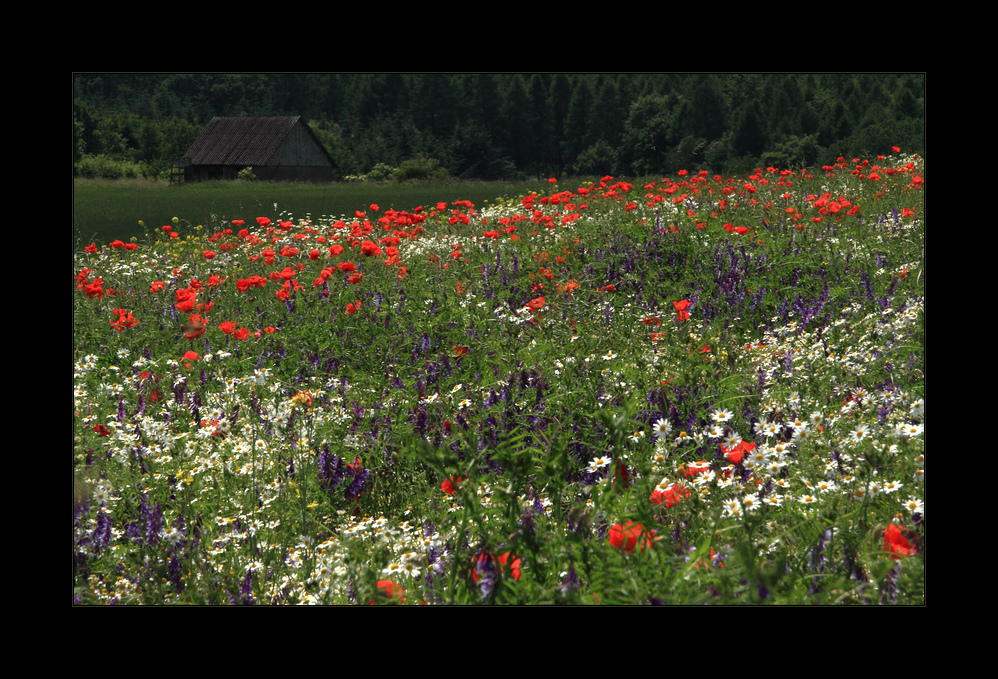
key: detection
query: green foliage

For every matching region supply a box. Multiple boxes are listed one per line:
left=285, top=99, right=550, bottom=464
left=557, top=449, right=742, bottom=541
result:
left=74, top=154, right=148, bottom=180
left=72, top=74, right=924, bottom=181
left=573, top=140, right=619, bottom=176
left=393, top=154, right=450, bottom=183
left=759, top=134, right=822, bottom=172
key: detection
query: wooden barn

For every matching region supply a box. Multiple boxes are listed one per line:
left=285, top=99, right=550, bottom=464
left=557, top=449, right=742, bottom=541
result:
left=179, top=116, right=335, bottom=183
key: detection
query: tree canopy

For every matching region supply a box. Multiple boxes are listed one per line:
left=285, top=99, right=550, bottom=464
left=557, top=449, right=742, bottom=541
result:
left=73, top=73, right=925, bottom=180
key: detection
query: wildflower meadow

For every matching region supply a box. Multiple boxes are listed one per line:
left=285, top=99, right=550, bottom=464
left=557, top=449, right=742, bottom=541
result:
left=73, top=150, right=925, bottom=605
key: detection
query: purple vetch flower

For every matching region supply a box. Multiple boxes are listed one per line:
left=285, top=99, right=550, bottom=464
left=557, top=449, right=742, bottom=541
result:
left=141, top=494, right=164, bottom=546
left=91, top=508, right=113, bottom=553
left=343, top=465, right=369, bottom=502
left=560, top=568, right=581, bottom=597
left=168, top=555, right=184, bottom=593
left=318, top=444, right=346, bottom=492
left=475, top=552, right=497, bottom=600
left=236, top=570, right=254, bottom=605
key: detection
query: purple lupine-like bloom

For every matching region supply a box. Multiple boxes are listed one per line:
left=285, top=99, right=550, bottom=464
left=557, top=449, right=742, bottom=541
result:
left=560, top=568, right=581, bottom=597
left=343, top=466, right=369, bottom=502
left=318, top=444, right=345, bottom=492
left=141, top=495, right=164, bottom=546
left=475, top=552, right=497, bottom=600
left=92, top=508, right=113, bottom=553
left=190, top=392, right=201, bottom=424
left=168, top=555, right=184, bottom=593
left=240, top=570, right=255, bottom=605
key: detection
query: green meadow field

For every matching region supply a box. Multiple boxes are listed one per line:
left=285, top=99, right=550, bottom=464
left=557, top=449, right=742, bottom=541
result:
left=73, top=154, right=924, bottom=605
left=73, top=178, right=551, bottom=247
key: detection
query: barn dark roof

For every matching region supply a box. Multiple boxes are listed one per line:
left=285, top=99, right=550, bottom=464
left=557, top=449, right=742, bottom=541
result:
left=182, top=116, right=333, bottom=167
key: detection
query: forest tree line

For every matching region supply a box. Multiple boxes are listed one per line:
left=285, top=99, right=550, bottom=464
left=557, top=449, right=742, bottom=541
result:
left=73, top=73, right=925, bottom=181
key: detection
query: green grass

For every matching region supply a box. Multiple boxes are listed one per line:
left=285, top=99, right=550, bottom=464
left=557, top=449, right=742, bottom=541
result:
left=73, top=177, right=559, bottom=247
left=73, top=158, right=924, bottom=605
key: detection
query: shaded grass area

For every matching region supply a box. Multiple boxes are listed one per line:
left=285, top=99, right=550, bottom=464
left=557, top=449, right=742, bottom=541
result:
left=73, top=178, right=558, bottom=247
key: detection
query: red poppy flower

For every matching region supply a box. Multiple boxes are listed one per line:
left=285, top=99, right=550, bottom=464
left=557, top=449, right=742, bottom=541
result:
left=234, top=327, right=250, bottom=341
left=203, top=250, right=216, bottom=260
left=609, top=520, right=656, bottom=553
left=236, top=275, right=267, bottom=292
left=672, top=299, right=692, bottom=322
left=526, top=297, right=545, bottom=313
left=441, top=475, right=462, bottom=496
left=612, top=458, right=630, bottom=490
left=497, top=552, right=522, bottom=580
left=219, top=321, right=236, bottom=335
left=110, top=308, right=138, bottom=332
left=883, top=523, right=918, bottom=559
left=360, top=240, right=382, bottom=257
left=84, top=243, right=98, bottom=253
left=183, top=314, right=206, bottom=340
left=174, top=288, right=197, bottom=313
left=373, top=580, right=405, bottom=604
left=650, top=483, right=690, bottom=507
left=678, top=461, right=711, bottom=478
left=84, top=278, right=105, bottom=299
left=721, top=440, right=754, bottom=464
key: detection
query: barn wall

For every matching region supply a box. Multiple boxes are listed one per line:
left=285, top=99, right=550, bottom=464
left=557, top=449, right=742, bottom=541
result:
left=182, top=118, right=336, bottom=183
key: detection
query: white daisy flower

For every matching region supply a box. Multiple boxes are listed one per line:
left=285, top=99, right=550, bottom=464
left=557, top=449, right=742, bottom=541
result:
left=652, top=418, right=672, bottom=441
